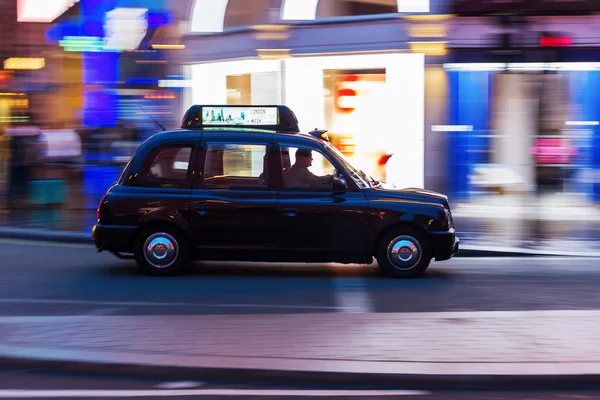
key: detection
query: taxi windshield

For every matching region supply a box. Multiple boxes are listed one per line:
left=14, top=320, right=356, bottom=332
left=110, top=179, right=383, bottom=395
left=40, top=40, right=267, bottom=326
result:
left=324, top=142, right=376, bottom=189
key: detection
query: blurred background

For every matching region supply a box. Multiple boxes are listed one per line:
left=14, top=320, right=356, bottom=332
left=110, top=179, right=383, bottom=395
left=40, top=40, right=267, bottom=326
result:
left=1, top=0, right=599, bottom=252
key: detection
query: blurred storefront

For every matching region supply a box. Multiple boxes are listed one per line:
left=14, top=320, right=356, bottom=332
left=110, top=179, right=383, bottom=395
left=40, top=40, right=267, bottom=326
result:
left=179, top=0, right=441, bottom=189
left=442, top=3, right=600, bottom=204
left=435, top=2, right=600, bottom=246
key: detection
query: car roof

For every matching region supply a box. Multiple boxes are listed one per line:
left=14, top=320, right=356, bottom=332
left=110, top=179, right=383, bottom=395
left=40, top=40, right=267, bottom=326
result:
left=144, top=128, right=322, bottom=147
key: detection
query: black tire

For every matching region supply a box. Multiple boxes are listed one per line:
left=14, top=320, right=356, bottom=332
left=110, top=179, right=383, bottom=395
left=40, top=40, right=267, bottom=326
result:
left=134, top=225, right=189, bottom=276
left=375, top=227, right=432, bottom=278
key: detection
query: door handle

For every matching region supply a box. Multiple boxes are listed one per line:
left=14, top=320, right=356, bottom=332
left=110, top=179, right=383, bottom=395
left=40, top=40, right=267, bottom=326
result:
left=283, top=208, right=299, bottom=217
left=196, top=206, right=209, bottom=215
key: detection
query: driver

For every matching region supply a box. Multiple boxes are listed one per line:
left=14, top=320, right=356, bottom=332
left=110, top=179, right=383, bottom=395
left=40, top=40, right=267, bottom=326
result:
left=284, top=149, right=333, bottom=187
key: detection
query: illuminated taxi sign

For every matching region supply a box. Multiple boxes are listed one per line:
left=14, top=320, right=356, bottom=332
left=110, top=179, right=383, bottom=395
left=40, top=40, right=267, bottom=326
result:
left=202, top=106, right=278, bottom=126
left=181, top=104, right=300, bottom=133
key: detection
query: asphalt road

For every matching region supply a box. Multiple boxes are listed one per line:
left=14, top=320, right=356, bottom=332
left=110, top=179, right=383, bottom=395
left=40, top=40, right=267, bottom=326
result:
left=0, top=369, right=599, bottom=399
left=2, top=238, right=600, bottom=316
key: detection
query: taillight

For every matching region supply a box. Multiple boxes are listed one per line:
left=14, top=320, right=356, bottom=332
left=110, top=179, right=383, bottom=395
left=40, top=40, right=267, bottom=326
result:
left=97, top=195, right=107, bottom=221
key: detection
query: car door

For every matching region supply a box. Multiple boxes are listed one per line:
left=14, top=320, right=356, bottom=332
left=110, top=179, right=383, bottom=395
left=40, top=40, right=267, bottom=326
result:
left=275, top=139, right=373, bottom=261
left=189, top=132, right=281, bottom=256
left=125, top=139, right=198, bottom=233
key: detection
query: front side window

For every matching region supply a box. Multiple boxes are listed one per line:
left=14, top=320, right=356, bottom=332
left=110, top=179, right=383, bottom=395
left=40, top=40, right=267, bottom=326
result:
left=281, top=145, right=336, bottom=189
left=324, top=142, right=372, bottom=189
left=203, top=143, right=268, bottom=187
left=141, top=144, right=194, bottom=187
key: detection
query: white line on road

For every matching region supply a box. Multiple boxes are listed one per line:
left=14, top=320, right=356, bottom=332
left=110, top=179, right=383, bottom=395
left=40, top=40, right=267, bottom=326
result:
left=0, top=298, right=340, bottom=311
left=0, top=389, right=429, bottom=397
left=155, top=381, right=205, bottom=389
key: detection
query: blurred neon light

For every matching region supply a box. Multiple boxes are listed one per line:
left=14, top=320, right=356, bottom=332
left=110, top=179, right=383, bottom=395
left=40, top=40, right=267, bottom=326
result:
left=158, top=80, right=193, bottom=88
left=104, top=8, right=149, bottom=51
left=152, top=44, right=185, bottom=50
left=531, top=138, right=577, bottom=165
left=59, top=36, right=104, bottom=52
left=190, top=0, right=229, bottom=33
left=444, top=63, right=600, bottom=71
left=4, top=58, right=45, bottom=70
left=409, top=41, right=447, bottom=56
left=408, top=24, right=446, bottom=38
left=540, top=36, right=572, bottom=47
left=566, top=121, right=600, bottom=126
left=432, top=125, right=473, bottom=132
left=144, top=95, right=176, bottom=99
left=17, top=0, right=79, bottom=23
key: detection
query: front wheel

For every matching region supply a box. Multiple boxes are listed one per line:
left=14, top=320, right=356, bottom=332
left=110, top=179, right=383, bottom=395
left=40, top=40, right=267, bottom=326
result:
left=134, top=227, right=189, bottom=276
left=376, top=228, right=432, bottom=278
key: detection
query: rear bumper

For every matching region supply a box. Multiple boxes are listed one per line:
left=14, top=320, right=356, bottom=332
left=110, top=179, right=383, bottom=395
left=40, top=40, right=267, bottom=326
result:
left=92, top=224, right=137, bottom=253
left=429, top=228, right=459, bottom=261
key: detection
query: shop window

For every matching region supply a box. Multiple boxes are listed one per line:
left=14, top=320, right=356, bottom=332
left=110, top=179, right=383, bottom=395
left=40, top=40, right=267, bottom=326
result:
left=203, top=143, right=268, bottom=187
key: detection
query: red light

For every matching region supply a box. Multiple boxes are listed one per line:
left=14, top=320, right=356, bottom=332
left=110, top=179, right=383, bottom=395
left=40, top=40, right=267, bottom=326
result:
left=540, top=36, right=572, bottom=47
left=97, top=195, right=107, bottom=220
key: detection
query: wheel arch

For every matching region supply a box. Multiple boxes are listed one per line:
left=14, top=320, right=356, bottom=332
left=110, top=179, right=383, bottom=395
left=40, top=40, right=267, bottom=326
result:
left=130, top=220, right=189, bottom=251
left=373, top=221, right=433, bottom=258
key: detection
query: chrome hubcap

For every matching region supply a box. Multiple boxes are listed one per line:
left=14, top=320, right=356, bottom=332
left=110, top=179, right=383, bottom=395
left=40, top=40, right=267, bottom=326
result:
left=387, top=235, right=422, bottom=271
left=143, top=233, right=178, bottom=269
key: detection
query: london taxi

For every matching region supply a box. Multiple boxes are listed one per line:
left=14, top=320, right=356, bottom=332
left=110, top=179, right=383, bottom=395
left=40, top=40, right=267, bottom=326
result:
left=92, top=105, right=458, bottom=278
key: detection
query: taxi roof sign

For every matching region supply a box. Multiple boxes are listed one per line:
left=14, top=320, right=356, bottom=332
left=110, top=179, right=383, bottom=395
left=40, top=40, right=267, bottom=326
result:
left=181, top=105, right=300, bottom=133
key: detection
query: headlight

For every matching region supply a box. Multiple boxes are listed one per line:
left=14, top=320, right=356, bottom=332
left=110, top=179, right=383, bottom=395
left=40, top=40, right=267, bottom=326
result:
left=441, top=208, right=452, bottom=231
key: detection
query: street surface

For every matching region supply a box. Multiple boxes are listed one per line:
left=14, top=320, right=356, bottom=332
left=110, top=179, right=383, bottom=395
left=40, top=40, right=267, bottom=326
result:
left=2, top=238, right=600, bottom=316
left=3, top=238, right=600, bottom=399
left=0, top=369, right=599, bottom=399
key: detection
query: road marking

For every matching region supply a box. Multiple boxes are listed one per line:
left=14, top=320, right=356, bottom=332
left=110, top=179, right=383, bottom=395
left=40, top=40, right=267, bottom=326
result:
left=452, top=256, right=600, bottom=262
left=332, top=275, right=373, bottom=313
left=0, top=389, right=429, bottom=397
left=82, top=308, right=124, bottom=316
left=0, top=298, right=340, bottom=311
left=155, top=381, right=205, bottom=389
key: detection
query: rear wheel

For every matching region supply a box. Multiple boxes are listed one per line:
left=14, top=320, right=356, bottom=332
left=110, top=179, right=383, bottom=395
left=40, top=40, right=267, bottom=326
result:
left=376, top=227, right=432, bottom=278
left=134, top=226, right=189, bottom=276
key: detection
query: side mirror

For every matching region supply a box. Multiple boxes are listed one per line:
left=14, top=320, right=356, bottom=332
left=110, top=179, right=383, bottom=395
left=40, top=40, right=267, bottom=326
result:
left=332, top=175, right=348, bottom=192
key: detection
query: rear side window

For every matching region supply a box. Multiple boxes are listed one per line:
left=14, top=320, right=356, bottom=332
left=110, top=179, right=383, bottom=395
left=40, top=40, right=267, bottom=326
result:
left=139, top=144, right=194, bottom=187
left=203, top=143, right=268, bottom=187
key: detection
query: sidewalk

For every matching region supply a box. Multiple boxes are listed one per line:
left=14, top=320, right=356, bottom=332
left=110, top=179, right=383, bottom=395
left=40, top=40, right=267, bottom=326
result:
left=1, top=311, right=600, bottom=387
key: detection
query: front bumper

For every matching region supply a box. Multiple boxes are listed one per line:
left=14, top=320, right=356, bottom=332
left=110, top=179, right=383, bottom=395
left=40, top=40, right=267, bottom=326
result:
left=429, top=228, right=459, bottom=261
left=434, top=236, right=459, bottom=261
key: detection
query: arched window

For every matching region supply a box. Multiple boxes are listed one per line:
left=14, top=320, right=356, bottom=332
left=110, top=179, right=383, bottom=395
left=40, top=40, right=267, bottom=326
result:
left=189, top=0, right=430, bottom=33
left=280, top=0, right=429, bottom=20
left=190, top=0, right=282, bottom=33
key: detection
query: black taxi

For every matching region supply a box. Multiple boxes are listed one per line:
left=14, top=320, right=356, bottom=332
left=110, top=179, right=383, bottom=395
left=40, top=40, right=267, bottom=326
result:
left=92, top=105, right=458, bottom=277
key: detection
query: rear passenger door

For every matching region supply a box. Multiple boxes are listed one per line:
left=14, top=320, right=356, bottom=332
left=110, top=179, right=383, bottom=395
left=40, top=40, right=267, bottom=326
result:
left=189, top=134, right=281, bottom=256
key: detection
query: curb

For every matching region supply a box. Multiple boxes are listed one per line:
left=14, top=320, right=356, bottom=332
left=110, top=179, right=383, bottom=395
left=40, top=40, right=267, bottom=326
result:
left=0, top=227, right=91, bottom=244
left=1, top=227, right=600, bottom=258
left=2, top=354, right=600, bottom=389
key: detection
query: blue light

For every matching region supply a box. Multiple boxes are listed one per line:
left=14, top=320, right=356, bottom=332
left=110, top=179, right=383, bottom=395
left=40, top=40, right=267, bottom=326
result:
left=147, top=11, right=171, bottom=28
